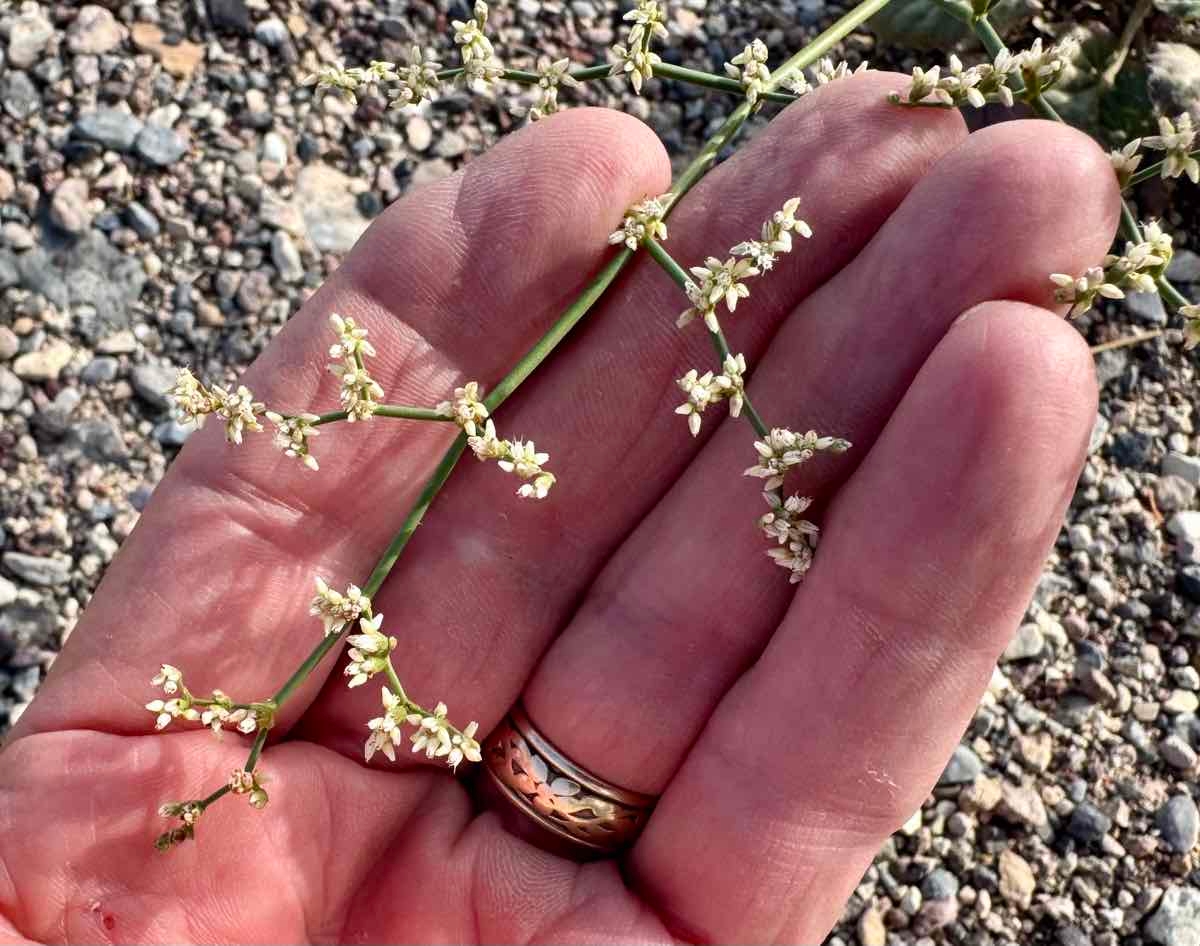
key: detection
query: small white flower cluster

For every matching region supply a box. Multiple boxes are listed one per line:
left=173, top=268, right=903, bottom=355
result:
left=145, top=666, right=266, bottom=736
left=227, top=768, right=269, bottom=809
left=453, top=0, right=504, bottom=87
left=310, top=576, right=371, bottom=636
left=760, top=492, right=821, bottom=583
left=265, top=411, right=321, bottom=471
left=608, top=0, right=666, bottom=94
left=167, top=369, right=265, bottom=445
left=1145, top=114, right=1199, bottom=184
left=461, top=404, right=557, bottom=499
left=303, top=49, right=443, bottom=111
left=608, top=195, right=670, bottom=251
left=155, top=801, right=204, bottom=850
left=744, top=428, right=851, bottom=491
left=890, top=41, right=1073, bottom=111
left=529, top=57, right=581, bottom=120
left=344, top=613, right=397, bottom=688
left=678, top=197, right=811, bottom=333
left=328, top=314, right=384, bottom=421
left=1051, top=221, right=1174, bottom=317
left=1109, top=140, right=1144, bottom=188
left=436, top=381, right=489, bottom=436
left=783, top=57, right=869, bottom=97
left=725, top=39, right=770, bottom=106
left=675, top=353, right=747, bottom=437
left=364, top=688, right=483, bottom=771
left=1014, top=37, right=1075, bottom=94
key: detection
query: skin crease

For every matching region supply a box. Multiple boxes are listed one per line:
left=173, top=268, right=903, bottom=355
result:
left=0, top=71, right=1118, bottom=944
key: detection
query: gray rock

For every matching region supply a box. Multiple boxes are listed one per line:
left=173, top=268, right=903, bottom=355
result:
left=1164, top=453, right=1200, bottom=486
left=938, top=744, right=982, bottom=785
left=436, top=129, right=468, bottom=158
left=1169, top=250, right=1200, bottom=284
left=1087, top=574, right=1117, bottom=609
left=1144, top=885, right=1200, bottom=946
left=10, top=231, right=145, bottom=340
left=13, top=341, right=73, bottom=382
left=66, top=5, right=127, bottom=55
left=72, top=417, right=129, bottom=462
left=236, top=269, right=273, bottom=313
left=296, top=164, right=369, bottom=253
left=1, top=71, right=41, bottom=121
left=0, top=326, right=17, bottom=361
left=1004, top=624, right=1045, bottom=662
left=153, top=420, right=192, bottom=447
left=1148, top=42, right=1200, bottom=123
left=2, top=552, right=71, bottom=587
left=1160, top=734, right=1199, bottom=771
left=920, top=869, right=959, bottom=902
left=271, top=230, right=304, bottom=283
left=134, top=125, right=187, bottom=167
left=1125, top=290, right=1168, bottom=325
left=125, top=202, right=160, bottom=240
left=206, top=0, right=253, bottom=34
left=1067, top=802, right=1112, bottom=845
left=0, top=368, right=21, bottom=411
left=0, top=576, right=16, bottom=608
left=74, top=109, right=144, bottom=151
left=7, top=6, right=54, bottom=69
left=80, top=356, right=119, bottom=385
left=262, top=131, right=289, bottom=166
left=131, top=362, right=178, bottom=411
left=1157, top=475, right=1197, bottom=515
left=254, top=17, right=290, bottom=47
left=49, top=179, right=92, bottom=235
left=1089, top=412, right=1110, bottom=455
left=1157, top=795, right=1199, bottom=854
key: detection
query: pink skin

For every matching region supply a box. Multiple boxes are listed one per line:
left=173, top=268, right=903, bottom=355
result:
left=2, top=71, right=1117, bottom=945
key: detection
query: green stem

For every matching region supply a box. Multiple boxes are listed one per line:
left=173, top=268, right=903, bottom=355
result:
left=1126, top=151, right=1200, bottom=188
left=198, top=785, right=231, bottom=810
left=271, top=633, right=342, bottom=706
left=1101, top=0, right=1152, bottom=89
left=653, top=63, right=797, bottom=105
left=244, top=728, right=269, bottom=771
left=643, top=236, right=690, bottom=290
left=313, top=405, right=453, bottom=426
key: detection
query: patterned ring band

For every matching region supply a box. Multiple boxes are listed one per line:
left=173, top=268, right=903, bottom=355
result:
left=481, top=704, right=658, bottom=856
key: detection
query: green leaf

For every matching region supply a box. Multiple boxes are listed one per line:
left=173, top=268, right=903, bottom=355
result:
left=868, top=0, right=1039, bottom=51
left=1153, top=0, right=1200, bottom=20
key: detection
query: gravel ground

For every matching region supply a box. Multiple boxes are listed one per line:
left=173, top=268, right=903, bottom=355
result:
left=2, top=1, right=1200, bottom=943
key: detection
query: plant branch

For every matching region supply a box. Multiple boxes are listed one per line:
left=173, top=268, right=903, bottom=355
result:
left=1126, top=151, right=1200, bottom=188
left=312, top=405, right=453, bottom=425
left=1101, top=0, right=1152, bottom=89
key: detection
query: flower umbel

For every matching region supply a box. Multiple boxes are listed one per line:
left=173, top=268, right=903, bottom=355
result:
left=744, top=428, right=851, bottom=491
left=530, top=57, right=580, bottom=120
left=309, top=577, right=371, bottom=636
left=726, top=39, right=771, bottom=107
left=437, top=381, right=489, bottom=436
left=608, top=196, right=670, bottom=251
left=1144, top=113, right=1199, bottom=184
left=468, top=419, right=557, bottom=499
left=674, top=353, right=747, bottom=437
left=344, top=613, right=397, bottom=688
left=265, top=412, right=321, bottom=471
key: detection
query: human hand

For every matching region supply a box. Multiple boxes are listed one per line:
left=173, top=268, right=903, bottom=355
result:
left=0, top=72, right=1118, bottom=944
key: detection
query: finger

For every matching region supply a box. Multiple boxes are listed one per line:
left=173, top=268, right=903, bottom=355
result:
left=518, top=119, right=1120, bottom=792
left=629, top=300, right=1098, bottom=943
left=299, top=72, right=969, bottom=754
left=12, top=108, right=671, bottom=738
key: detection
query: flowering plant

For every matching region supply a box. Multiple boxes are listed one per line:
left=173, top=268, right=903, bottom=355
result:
left=129, top=0, right=1197, bottom=849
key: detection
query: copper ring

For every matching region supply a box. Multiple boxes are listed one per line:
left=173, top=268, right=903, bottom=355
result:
left=481, top=704, right=657, bottom=856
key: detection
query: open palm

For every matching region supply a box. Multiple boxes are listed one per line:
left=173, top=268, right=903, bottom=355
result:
left=0, top=73, right=1118, bottom=944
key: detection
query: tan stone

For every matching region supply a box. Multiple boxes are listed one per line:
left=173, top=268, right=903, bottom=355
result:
left=131, top=23, right=205, bottom=79
left=998, top=850, right=1036, bottom=909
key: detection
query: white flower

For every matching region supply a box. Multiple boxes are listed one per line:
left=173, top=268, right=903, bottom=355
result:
left=690, top=256, right=758, bottom=312
left=309, top=576, right=370, bottom=636
left=168, top=368, right=214, bottom=425
left=1050, top=268, right=1124, bottom=318
left=517, top=472, right=556, bottom=500
left=452, top=0, right=494, bottom=64
left=608, top=195, right=669, bottom=251
left=437, top=381, right=489, bottom=436
left=608, top=43, right=660, bottom=94
left=499, top=439, right=549, bottom=479
left=621, top=0, right=668, bottom=47
left=1015, top=37, right=1074, bottom=91
left=344, top=613, right=397, bottom=688
left=210, top=383, right=265, bottom=445
left=468, top=418, right=507, bottom=460
left=767, top=538, right=815, bottom=584
left=329, top=313, right=377, bottom=362
left=265, top=411, right=321, bottom=471
left=447, top=721, right=482, bottom=771
left=744, top=428, right=851, bottom=491
left=228, top=768, right=255, bottom=794
left=786, top=58, right=868, bottom=96
left=302, top=63, right=368, bottom=105
left=1109, top=139, right=1143, bottom=187
left=1144, top=114, right=1199, bottom=183
left=759, top=492, right=818, bottom=545
left=145, top=697, right=198, bottom=731
left=721, top=352, right=747, bottom=419
left=676, top=279, right=720, bottom=333
left=675, top=368, right=720, bottom=437
left=726, top=39, right=771, bottom=106
left=151, top=664, right=183, bottom=695
left=389, top=46, right=443, bottom=109
left=407, top=701, right=454, bottom=759
left=529, top=56, right=581, bottom=120
left=365, top=688, right=406, bottom=762
left=330, top=361, right=384, bottom=421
